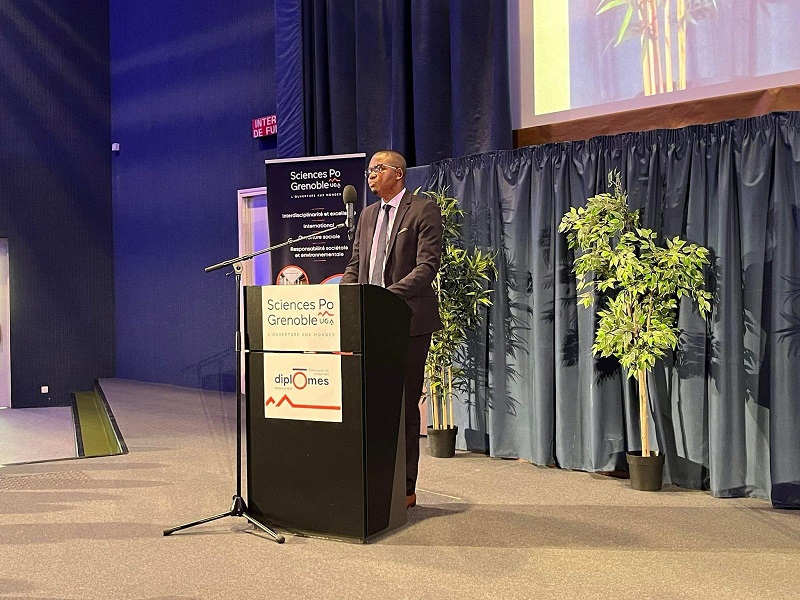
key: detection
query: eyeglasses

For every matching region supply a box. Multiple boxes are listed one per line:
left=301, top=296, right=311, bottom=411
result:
left=365, top=164, right=402, bottom=178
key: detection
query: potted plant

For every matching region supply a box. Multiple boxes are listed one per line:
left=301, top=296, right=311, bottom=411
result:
left=558, top=171, right=712, bottom=490
left=421, top=188, right=496, bottom=458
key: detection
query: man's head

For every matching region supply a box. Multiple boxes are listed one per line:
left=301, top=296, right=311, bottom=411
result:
left=366, top=150, right=406, bottom=201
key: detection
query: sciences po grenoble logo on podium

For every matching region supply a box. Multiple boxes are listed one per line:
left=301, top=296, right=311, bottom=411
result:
left=260, top=285, right=341, bottom=351
left=261, top=285, right=343, bottom=422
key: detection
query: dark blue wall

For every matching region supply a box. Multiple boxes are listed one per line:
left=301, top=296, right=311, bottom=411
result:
left=111, top=0, right=277, bottom=390
left=0, top=2, right=114, bottom=407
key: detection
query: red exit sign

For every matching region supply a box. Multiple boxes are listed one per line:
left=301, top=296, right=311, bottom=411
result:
left=252, top=114, right=277, bottom=138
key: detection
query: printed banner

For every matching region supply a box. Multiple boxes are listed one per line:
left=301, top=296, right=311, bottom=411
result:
left=265, top=154, right=366, bottom=285
left=264, top=353, right=343, bottom=422
left=258, top=284, right=341, bottom=352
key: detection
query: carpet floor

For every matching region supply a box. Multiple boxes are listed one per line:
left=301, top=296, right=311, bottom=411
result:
left=0, top=378, right=798, bottom=599
left=0, top=407, right=75, bottom=465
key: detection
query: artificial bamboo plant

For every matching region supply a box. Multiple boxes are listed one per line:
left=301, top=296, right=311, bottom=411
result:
left=422, top=188, right=496, bottom=431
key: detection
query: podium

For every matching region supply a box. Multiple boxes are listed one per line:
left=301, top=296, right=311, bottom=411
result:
left=244, top=283, right=411, bottom=542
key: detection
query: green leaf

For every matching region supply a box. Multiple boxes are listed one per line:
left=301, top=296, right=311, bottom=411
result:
left=597, top=0, right=629, bottom=15
left=615, top=4, right=634, bottom=46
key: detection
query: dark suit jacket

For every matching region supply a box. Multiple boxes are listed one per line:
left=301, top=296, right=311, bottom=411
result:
left=341, top=190, right=443, bottom=336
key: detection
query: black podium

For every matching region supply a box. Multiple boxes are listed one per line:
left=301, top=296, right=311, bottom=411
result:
left=244, top=283, right=411, bottom=542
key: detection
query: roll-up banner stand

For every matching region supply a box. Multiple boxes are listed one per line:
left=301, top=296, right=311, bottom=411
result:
left=265, top=154, right=367, bottom=285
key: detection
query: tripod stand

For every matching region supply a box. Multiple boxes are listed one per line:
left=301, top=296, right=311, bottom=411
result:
left=163, top=222, right=347, bottom=542
left=163, top=263, right=284, bottom=542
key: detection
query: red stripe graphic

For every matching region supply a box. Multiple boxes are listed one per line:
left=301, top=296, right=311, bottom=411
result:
left=265, top=394, right=341, bottom=411
left=318, top=311, right=335, bottom=317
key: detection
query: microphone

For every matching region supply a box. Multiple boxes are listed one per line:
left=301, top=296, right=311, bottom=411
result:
left=342, top=184, right=357, bottom=241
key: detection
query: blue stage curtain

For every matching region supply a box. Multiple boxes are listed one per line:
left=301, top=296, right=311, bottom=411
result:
left=276, top=0, right=305, bottom=158
left=424, top=113, right=800, bottom=508
left=296, top=0, right=511, bottom=166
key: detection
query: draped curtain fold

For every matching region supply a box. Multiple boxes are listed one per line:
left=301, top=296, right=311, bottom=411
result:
left=297, top=0, right=511, bottom=165
left=426, top=113, right=800, bottom=508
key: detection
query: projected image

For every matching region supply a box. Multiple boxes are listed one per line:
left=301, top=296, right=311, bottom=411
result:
left=596, top=0, right=719, bottom=97
left=528, top=0, right=800, bottom=123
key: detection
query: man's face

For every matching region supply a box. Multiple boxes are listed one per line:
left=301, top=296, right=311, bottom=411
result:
left=366, top=154, right=403, bottom=199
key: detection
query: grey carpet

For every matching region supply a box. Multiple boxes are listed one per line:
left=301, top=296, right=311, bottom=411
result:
left=0, top=378, right=797, bottom=600
left=0, top=407, right=76, bottom=465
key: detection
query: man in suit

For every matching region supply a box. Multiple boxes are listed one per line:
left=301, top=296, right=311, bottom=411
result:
left=341, top=150, right=443, bottom=509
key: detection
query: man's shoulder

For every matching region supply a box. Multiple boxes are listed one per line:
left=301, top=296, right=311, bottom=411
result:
left=407, top=191, right=441, bottom=217
left=361, top=200, right=381, bottom=214
left=407, top=190, right=438, bottom=206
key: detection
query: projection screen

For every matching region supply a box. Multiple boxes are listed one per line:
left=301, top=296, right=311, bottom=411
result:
left=510, top=0, right=800, bottom=130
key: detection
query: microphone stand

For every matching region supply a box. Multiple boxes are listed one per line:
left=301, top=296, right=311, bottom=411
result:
left=163, top=221, right=347, bottom=542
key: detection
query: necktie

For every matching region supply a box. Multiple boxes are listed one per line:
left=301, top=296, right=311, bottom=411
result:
left=370, top=204, right=392, bottom=286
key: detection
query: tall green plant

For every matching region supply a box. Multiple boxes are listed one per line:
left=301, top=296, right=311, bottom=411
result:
left=421, top=188, right=496, bottom=430
left=558, top=171, right=712, bottom=456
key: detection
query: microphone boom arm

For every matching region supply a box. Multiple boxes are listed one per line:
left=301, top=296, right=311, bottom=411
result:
left=204, top=222, right=347, bottom=273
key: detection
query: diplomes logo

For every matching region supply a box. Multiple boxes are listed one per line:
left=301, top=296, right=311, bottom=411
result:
left=274, top=368, right=330, bottom=390
left=267, top=366, right=338, bottom=415
left=263, top=352, right=342, bottom=422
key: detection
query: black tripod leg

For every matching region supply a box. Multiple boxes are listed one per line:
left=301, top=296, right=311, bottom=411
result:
left=163, top=510, right=233, bottom=536
left=164, top=495, right=285, bottom=543
left=242, top=512, right=285, bottom=543
left=230, top=494, right=285, bottom=542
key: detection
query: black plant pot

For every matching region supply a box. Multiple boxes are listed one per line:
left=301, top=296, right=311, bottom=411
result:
left=427, top=426, right=458, bottom=458
left=626, top=451, right=665, bottom=491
